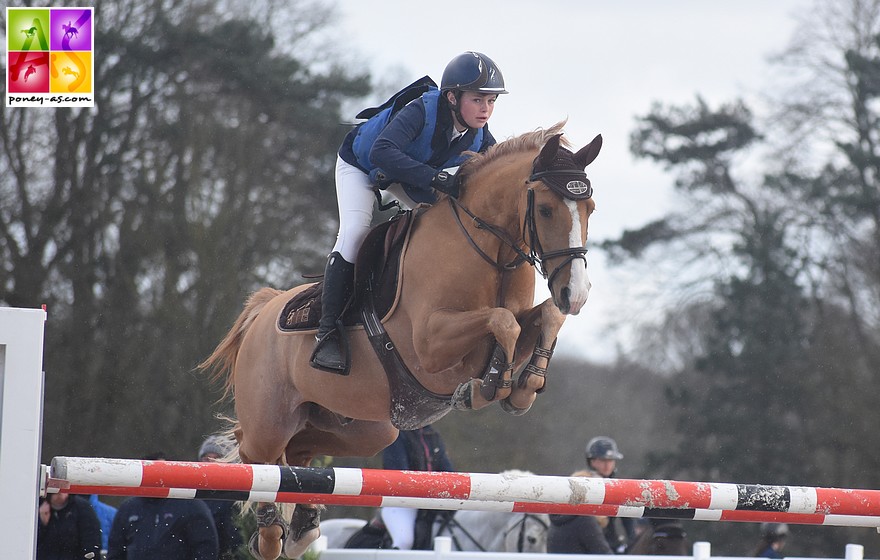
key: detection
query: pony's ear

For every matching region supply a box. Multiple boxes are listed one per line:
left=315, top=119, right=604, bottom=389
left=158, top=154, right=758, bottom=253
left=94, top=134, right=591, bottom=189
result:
left=537, top=133, right=564, bottom=170
left=574, top=134, right=603, bottom=169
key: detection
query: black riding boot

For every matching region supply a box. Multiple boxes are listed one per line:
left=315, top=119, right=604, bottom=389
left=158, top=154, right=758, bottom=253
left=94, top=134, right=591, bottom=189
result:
left=310, top=252, right=355, bottom=374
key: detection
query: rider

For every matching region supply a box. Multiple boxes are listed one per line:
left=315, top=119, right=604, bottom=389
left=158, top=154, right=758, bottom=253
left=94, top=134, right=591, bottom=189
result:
left=584, top=436, right=636, bottom=553
left=310, top=51, right=507, bottom=374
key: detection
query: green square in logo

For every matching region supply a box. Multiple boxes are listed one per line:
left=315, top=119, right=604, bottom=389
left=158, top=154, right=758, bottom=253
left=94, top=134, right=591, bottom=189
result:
left=8, top=8, right=51, bottom=52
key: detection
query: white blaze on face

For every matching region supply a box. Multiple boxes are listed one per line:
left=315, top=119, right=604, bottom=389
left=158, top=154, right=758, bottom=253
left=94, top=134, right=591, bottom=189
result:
left=565, top=199, right=591, bottom=313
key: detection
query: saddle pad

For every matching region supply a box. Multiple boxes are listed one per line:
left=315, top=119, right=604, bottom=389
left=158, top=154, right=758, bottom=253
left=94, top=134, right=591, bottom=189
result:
left=278, top=282, right=322, bottom=331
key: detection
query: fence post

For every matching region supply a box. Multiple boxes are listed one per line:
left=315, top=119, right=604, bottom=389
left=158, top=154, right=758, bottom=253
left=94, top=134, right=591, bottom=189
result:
left=845, top=544, right=864, bottom=560
left=434, top=536, right=452, bottom=554
left=693, top=541, right=712, bottom=560
left=0, top=307, right=47, bottom=560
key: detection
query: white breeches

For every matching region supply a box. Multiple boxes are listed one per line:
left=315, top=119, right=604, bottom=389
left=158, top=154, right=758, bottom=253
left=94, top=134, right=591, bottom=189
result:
left=332, top=156, right=416, bottom=263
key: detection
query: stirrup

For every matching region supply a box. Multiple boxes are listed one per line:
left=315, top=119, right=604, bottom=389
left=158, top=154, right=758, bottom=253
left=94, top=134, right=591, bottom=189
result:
left=309, top=328, right=351, bottom=375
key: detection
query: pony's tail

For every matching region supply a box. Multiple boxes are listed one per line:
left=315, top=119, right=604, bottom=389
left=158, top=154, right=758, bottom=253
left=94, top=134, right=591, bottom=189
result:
left=198, top=287, right=282, bottom=399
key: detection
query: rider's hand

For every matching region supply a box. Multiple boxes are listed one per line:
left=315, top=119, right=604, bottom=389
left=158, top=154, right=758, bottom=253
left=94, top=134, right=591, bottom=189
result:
left=431, top=170, right=459, bottom=198
left=39, top=500, right=51, bottom=526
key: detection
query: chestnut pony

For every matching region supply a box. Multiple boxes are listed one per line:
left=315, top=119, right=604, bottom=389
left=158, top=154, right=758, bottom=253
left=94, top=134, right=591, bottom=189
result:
left=199, top=122, right=602, bottom=559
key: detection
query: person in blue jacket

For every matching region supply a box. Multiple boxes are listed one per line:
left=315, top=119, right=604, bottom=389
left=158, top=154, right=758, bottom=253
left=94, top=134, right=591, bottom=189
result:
left=310, top=51, right=507, bottom=374
left=88, top=494, right=118, bottom=553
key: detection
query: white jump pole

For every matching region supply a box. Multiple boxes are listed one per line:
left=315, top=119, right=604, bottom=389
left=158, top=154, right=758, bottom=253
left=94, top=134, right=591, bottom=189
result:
left=0, top=307, right=47, bottom=559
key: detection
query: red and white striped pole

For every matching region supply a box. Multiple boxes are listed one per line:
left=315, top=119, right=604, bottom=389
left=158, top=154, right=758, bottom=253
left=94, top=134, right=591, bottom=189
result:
left=47, top=456, right=880, bottom=528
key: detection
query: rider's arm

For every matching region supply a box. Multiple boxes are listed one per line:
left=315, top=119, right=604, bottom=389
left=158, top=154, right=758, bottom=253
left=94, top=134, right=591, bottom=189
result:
left=369, top=102, right=438, bottom=194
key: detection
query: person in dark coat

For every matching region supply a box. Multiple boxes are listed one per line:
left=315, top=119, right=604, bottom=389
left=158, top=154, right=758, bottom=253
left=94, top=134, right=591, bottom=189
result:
left=198, top=435, right=244, bottom=559
left=584, top=436, right=636, bottom=552
left=547, top=469, right=613, bottom=554
left=381, top=425, right=455, bottom=550
left=37, top=493, right=102, bottom=560
left=107, top=452, right=218, bottom=560
left=106, top=496, right=218, bottom=560
left=752, top=522, right=788, bottom=558
left=626, top=518, right=689, bottom=555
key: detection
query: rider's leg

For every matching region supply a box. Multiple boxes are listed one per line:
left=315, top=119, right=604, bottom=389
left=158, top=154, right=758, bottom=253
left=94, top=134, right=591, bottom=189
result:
left=310, top=251, right=355, bottom=372
left=310, top=157, right=373, bottom=374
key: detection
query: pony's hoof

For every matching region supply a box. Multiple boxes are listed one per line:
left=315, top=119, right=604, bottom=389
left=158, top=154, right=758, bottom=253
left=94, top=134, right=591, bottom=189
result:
left=500, top=397, right=531, bottom=416
left=248, top=531, right=283, bottom=560
left=283, top=505, right=322, bottom=558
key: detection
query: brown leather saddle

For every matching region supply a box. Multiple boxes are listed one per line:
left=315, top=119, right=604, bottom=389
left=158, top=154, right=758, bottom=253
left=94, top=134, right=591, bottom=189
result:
left=278, top=211, right=413, bottom=333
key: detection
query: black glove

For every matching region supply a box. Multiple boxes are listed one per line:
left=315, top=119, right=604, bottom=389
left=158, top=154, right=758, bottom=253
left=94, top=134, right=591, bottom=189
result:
left=430, top=170, right=459, bottom=198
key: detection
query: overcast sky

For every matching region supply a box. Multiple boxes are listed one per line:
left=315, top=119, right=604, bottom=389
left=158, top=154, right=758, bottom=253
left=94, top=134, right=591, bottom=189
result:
left=328, top=0, right=807, bottom=363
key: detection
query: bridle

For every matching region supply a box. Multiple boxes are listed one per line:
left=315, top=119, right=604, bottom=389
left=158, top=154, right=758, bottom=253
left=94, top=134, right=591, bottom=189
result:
left=448, top=164, right=592, bottom=294
left=503, top=512, right=550, bottom=552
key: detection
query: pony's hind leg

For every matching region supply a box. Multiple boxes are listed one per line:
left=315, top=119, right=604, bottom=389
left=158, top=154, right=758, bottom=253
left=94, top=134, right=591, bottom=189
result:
left=281, top=413, right=399, bottom=558
left=238, top=407, right=308, bottom=560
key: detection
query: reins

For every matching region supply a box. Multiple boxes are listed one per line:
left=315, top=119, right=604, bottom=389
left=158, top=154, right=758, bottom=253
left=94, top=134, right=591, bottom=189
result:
left=448, top=196, right=530, bottom=272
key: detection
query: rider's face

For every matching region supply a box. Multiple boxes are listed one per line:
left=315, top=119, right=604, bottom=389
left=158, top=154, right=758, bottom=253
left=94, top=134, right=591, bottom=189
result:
left=589, top=458, right=616, bottom=477
left=449, top=92, right=497, bottom=130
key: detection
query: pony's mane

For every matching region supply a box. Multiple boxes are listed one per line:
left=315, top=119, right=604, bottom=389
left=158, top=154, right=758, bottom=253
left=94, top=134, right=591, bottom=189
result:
left=458, top=121, right=570, bottom=183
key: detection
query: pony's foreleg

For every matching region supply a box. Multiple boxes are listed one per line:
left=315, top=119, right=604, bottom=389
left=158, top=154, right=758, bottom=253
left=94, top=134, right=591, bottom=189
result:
left=501, top=299, right=566, bottom=414
left=416, top=307, right=521, bottom=409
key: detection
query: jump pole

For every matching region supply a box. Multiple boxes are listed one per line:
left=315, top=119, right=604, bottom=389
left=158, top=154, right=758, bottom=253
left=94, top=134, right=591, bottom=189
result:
left=47, top=457, right=880, bottom=527
left=0, top=307, right=48, bottom=560
left=44, top=482, right=880, bottom=529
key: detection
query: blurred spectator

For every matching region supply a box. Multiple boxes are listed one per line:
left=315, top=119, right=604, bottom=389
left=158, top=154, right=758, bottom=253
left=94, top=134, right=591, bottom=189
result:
left=547, top=469, right=613, bottom=554
left=381, top=425, right=454, bottom=549
left=626, top=518, right=689, bottom=555
left=198, top=435, right=244, bottom=559
left=107, top=452, right=218, bottom=560
left=752, top=522, right=788, bottom=558
left=584, top=436, right=636, bottom=553
left=37, top=492, right=102, bottom=560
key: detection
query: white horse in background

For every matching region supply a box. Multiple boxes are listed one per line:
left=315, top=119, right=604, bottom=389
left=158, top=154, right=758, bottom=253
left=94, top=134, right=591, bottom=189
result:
left=434, top=508, right=550, bottom=553
left=312, top=510, right=549, bottom=554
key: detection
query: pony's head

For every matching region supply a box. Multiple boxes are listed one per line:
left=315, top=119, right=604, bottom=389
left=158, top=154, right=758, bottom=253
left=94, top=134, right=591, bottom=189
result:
left=457, top=123, right=602, bottom=315
left=527, top=130, right=601, bottom=314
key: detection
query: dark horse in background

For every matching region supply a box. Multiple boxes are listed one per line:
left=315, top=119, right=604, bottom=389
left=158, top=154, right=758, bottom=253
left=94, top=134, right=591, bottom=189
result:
left=200, top=122, right=603, bottom=559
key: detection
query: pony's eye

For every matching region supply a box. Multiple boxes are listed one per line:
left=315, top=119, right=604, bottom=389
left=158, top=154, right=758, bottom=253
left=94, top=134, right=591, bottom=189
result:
left=538, top=205, right=552, bottom=218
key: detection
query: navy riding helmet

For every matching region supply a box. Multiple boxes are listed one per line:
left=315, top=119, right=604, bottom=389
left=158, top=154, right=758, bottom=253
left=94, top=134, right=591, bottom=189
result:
left=440, top=51, right=508, bottom=95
